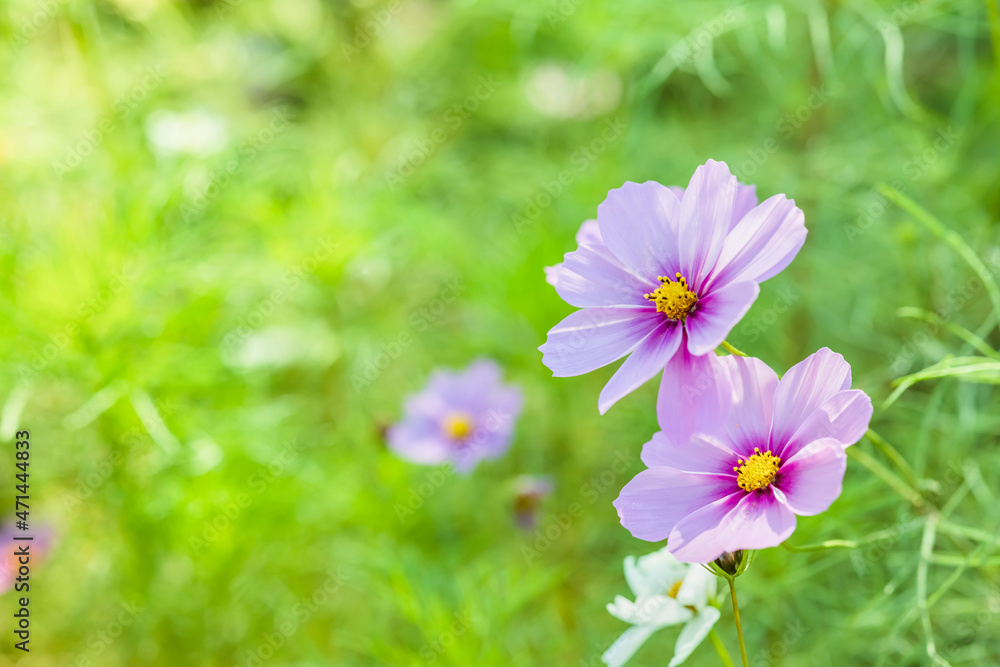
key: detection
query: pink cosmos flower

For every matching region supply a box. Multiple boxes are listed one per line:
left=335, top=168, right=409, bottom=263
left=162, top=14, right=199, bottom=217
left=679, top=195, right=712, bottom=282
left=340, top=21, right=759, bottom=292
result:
left=387, top=359, right=523, bottom=473
left=614, top=348, right=873, bottom=563
left=540, top=160, right=806, bottom=414
left=0, top=524, right=54, bottom=593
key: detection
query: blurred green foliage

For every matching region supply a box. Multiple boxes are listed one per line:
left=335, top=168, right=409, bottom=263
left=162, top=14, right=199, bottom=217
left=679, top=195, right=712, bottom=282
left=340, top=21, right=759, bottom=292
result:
left=0, top=0, right=999, bottom=665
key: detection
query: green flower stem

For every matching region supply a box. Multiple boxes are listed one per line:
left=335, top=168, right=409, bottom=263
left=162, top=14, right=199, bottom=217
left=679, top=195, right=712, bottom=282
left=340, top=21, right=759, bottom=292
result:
left=727, top=578, right=750, bottom=667
left=986, top=0, right=1000, bottom=97
left=846, top=446, right=926, bottom=509
left=720, top=341, right=748, bottom=357
left=865, top=429, right=920, bottom=490
left=709, top=628, right=736, bottom=667
left=916, top=514, right=948, bottom=665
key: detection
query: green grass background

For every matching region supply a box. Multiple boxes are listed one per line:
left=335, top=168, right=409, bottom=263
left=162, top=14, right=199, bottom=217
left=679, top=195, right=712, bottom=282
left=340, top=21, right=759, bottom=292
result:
left=1, top=0, right=999, bottom=664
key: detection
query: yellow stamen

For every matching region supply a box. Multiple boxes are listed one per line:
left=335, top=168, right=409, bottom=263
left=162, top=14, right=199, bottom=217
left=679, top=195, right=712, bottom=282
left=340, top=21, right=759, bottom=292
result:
left=667, top=580, right=698, bottom=612
left=442, top=412, right=473, bottom=440
left=643, top=273, right=698, bottom=321
left=733, top=448, right=781, bottom=492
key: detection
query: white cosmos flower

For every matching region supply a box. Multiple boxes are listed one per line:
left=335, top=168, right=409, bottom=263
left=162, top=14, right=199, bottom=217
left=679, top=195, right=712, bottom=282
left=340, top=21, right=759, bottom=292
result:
left=146, top=109, right=228, bottom=158
left=602, top=546, right=720, bottom=667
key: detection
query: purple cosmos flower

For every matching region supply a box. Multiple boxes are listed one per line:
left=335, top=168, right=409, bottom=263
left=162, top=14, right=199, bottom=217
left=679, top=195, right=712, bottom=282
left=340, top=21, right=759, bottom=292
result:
left=614, top=348, right=873, bottom=563
left=387, top=359, right=523, bottom=473
left=540, top=160, right=806, bottom=413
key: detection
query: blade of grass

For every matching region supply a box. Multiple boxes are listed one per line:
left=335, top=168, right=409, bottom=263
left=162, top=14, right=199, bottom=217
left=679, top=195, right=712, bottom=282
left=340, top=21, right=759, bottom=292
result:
left=847, top=446, right=926, bottom=509
left=878, top=185, right=1000, bottom=331
left=896, top=306, right=1000, bottom=360
left=883, top=357, right=1000, bottom=409
left=917, top=514, right=952, bottom=666
left=865, top=429, right=920, bottom=490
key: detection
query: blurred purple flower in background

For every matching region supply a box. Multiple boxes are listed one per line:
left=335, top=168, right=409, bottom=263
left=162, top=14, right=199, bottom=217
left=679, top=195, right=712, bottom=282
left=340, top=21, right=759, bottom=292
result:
left=615, top=349, right=872, bottom=563
left=387, top=359, right=523, bottom=473
left=540, top=159, right=806, bottom=413
left=0, top=523, right=54, bottom=593
left=511, top=474, right=554, bottom=529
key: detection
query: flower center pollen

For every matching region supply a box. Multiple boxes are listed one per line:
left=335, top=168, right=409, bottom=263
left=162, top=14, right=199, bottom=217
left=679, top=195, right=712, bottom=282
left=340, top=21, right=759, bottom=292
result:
left=734, top=448, right=781, bottom=492
left=644, top=273, right=698, bottom=321
left=442, top=412, right=474, bottom=441
left=666, top=581, right=683, bottom=599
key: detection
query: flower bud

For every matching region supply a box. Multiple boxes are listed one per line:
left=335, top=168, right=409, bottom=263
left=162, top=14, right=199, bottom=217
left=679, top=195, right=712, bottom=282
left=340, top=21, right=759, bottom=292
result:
left=714, top=550, right=743, bottom=575
left=712, top=550, right=753, bottom=578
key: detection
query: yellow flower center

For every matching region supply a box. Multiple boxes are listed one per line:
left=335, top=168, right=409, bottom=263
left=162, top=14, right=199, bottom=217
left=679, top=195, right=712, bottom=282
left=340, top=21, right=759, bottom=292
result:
left=442, top=412, right=474, bottom=441
left=643, top=273, right=698, bottom=321
left=666, top=580, right=698, bottom=612
left=734, top=448, right=782, bottom=492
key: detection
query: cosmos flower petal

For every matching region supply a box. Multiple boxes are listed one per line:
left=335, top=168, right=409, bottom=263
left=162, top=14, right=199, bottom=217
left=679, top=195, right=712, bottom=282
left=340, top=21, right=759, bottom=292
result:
left=546, top=221, right=605, bottom=287
left=554, top=231, right=652, bottom=309
left=710, top=194, right=806, bottom=289
left=543, top=264, right=559, bottom=287
left=462, top=358, right=503, bottom=388
left=717, top=355, right=778, bottom=448
left=731, top=184, right=759, bottom=229
left=601, top=623, right=669, bottom=667
left=425, top=359, right=506, bottom=413
left=612, top=594, right=692, bottom=626
left=668, top=490, right=797, bottom=563
left=606, top=595, right=641, bottom=623
left=678, top=160, right=737, bottom=285
left=624, top=551, right=688, bottom=598
left=639, top=432, right=674, bottom=468
left=615, top=468, right=735, bottom=542
left=598, top=321, right=683, bottom=414
left=669, top=183, right=757, bottom=232
left=575, top=219, right=603, bottom=245
left=684, top=281, right=760, bottom=356
left=669, top=606, right=721, bottom=667
left=771, top=348, right=853, bottom=444
left=386, top=431, right=452, bottom=466
left=654, top=347, right=732, bottom=442
left=674, top=564, right=717, bottom=610
left=775, top=438, right=847, bottom=515
left=780, top=389, right=873, bottom=460
left=540, top=308, right=659, bottom=377
left=641, top=432, right=738, bottom=474
left=597, top=181, right=682, bottom=277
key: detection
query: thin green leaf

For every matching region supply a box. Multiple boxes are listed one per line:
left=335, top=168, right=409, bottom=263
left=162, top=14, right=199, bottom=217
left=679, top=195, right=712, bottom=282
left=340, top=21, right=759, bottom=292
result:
left=878, top=185, right=1000, bottom=332
left=884, top=357, right=1000, bottom=409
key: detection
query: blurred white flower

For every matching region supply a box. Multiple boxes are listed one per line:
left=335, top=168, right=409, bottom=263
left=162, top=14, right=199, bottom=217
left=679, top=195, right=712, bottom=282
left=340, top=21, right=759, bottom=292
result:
left=222, top=323, right=341, bottom=370
left=146, top=109, right=228, bottom=158
left=524, top=64, right=621, bottom=119
left=602, top=546, right=720, bottom=667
